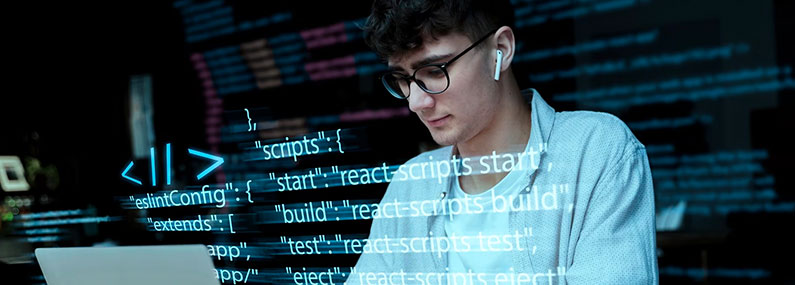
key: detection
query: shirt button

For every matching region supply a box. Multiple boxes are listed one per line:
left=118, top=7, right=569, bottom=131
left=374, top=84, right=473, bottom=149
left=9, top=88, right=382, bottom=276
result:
left=440, top=192, right=447, bottom=198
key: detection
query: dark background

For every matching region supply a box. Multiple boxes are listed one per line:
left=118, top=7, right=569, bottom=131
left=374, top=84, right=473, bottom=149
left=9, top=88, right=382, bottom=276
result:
left=1, top=0, right=793, bottom=284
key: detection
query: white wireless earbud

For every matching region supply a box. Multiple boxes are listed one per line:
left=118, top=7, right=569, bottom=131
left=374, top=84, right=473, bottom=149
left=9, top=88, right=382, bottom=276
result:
left=494, top=49, right=503, bottom=81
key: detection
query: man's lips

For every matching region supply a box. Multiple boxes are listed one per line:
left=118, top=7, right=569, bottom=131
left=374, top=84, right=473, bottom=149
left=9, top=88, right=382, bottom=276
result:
left=425, top=115, right=450, bottom=127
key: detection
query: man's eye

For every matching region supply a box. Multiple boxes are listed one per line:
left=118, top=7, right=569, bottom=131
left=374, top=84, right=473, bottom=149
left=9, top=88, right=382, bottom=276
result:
left=425, top=68, right=445, bottom=77
left=390, top=73, right=409, bottom=79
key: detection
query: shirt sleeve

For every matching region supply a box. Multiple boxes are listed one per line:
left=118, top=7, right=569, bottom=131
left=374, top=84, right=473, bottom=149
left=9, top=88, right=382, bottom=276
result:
left=345, top=185, right=398, bottom=284
left=566, top=145, right=659, bottom=284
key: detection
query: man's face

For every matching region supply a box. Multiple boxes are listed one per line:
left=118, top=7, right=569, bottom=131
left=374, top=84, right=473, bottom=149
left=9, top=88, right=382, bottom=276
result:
left=388, top=32, right=498, bottom=146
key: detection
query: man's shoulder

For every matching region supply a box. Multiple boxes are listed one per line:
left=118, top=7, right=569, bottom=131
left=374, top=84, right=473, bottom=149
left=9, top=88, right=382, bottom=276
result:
left=551, top=109, right=646, bottom=172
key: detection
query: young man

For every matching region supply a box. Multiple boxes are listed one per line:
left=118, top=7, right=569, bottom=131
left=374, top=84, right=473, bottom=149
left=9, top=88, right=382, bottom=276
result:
left=349, top=0, right=658, bottom=284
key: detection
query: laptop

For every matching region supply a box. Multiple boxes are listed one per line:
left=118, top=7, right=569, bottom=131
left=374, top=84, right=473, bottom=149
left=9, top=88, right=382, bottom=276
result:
left=36, top=244, right=220, bottom=285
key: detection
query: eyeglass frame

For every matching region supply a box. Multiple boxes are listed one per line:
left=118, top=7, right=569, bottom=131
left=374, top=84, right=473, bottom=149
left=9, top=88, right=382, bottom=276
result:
left=380, top=28, right=500, bottom=99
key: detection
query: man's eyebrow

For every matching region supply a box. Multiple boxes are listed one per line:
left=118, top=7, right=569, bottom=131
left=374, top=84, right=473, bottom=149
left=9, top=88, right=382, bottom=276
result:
left=388, top=53, right=455, bottom=73
left=411, top=53, right=454, bottom=69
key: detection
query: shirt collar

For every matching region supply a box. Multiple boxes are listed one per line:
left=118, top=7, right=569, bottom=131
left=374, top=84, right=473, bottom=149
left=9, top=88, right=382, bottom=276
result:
left=525, top=88, right=555, bottom=154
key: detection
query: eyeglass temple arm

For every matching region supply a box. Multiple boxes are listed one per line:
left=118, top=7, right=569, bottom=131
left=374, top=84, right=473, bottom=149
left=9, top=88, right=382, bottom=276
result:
left=442, top=28, right=499, bottom=68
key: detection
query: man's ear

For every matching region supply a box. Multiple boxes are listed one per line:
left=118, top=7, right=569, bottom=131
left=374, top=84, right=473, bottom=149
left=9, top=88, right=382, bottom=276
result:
left=493, top=26, right=515, bottom=75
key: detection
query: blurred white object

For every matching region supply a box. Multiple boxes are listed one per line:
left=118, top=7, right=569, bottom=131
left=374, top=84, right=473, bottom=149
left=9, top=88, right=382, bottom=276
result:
left=656, top=200, right=686, bottom=231
left=0, top=156, right=29, bottom=192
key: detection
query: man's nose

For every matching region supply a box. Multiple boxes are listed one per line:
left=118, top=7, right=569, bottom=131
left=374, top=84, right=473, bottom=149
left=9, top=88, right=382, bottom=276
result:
left=408, top=81, right=435, bottom=113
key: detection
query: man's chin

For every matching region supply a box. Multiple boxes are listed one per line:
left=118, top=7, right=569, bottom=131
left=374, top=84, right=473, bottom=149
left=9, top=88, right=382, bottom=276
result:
left=428, top=129, right=459, bottom=146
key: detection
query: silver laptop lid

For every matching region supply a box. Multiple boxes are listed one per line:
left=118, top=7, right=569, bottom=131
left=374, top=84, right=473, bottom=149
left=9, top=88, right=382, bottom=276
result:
left=36, top=244, right=220, bottom=285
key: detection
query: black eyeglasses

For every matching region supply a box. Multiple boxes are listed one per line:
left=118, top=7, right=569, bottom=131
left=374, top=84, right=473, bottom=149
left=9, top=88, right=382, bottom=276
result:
left=380, top=28, right=499, bottom=99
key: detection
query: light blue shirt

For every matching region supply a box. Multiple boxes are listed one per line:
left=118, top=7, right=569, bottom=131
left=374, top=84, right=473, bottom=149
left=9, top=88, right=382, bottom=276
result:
left=349, top=89, right=659, bottom=284
left=445, top=129, right=533, bottom=279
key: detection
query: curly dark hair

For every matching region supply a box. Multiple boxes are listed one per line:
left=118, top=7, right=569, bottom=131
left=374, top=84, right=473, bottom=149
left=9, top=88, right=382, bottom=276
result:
left=363, top=0, right=514, bottom=59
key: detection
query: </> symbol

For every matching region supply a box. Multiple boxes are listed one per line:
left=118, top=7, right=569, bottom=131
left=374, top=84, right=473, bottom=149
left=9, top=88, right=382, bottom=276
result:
left=123, top=143, right=220, bottom=186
